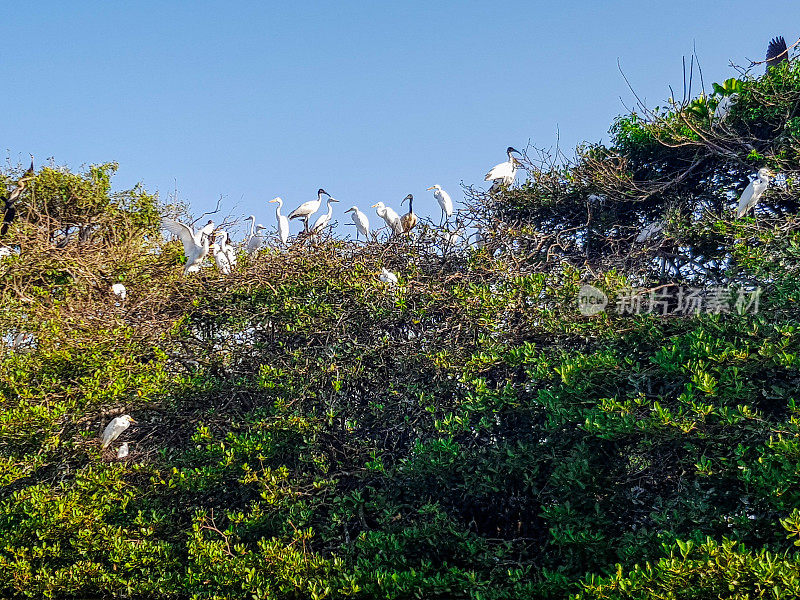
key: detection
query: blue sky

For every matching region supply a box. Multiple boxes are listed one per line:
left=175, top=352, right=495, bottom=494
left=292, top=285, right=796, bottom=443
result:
left=2, top=2, right=799, bottom=238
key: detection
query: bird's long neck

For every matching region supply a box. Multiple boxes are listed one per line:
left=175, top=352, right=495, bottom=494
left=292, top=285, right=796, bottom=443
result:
left=325, top=200, right=334, bottom=216
left=248, top=218, right=255, bottom=237
left=274, top=202, right=282, bottom=218
left=408, top=197, right=414, bottom=213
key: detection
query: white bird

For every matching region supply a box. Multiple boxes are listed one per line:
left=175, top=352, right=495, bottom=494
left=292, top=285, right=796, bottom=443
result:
left=713, top=94, right=737, bottom=124
left=344, top=206, right=370, bottom=240
left=162, top=218, right=213, bottom=274
left=736, top=168, right=774, bottom=218
left=246, top=225, right=267, bottom=255
left=197, top=220, right=215, bottom=239
left=310, top=197, right=340, bottom=236
left=378, top=268, right=398, bottom=285
left=636, top=221, right=664, bottom=243
left=427, top=185, right=454, bottom=224
left=215, top=231, right=237, bottom=267
left=269, top=197, right=290, bottom=245
left=289, top=189, right=331, bottom=232
left=485, top=147, right=522, bottom=191
left=111, top=283, right=127, bottom=300
left=101, top=415, right=136, bottom=449
left=371, top=202, right=403, bottom=236
left=472, top=228, right=486, bottom=250
left=117, top=442, right=129, bottom=459
left=209, top=242, right=232, bottom=275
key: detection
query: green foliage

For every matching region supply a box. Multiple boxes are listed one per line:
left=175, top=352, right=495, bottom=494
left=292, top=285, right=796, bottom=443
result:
left=2, top=63, right=800, bottom=599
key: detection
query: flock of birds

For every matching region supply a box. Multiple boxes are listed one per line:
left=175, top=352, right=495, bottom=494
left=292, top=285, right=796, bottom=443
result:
left=159, top=146, right=523, bottom=276
left=0, top=35, right=794, bottom=457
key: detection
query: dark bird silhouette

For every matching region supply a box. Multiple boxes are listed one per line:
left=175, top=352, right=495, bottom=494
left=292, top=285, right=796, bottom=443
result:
left=766, top=36, right=789, bottom=71
left=1, top=158, right=34, bottom=237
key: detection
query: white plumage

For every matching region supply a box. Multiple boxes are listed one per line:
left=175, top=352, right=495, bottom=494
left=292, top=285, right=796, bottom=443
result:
left=269, top=198, right=290, bottom=245
left=636, top=221, right=664, bottom=243
left=117, top=442, right=129, bottom=459
left=246, top=225, right=266, bottom=255
left=714, top=94, right=737, bottom=124
left=371, top=202, right=403, bottom=236
left=427, top=185, right=453, bottom=222
left=162, top=218, right=212, bottom=274
left=210, top=242, right=232, bottom=275
left=101, top=415, right=136, bottom=449
left=485, top=147, right=522, bottom=190
left=310, top=197, right=339, bottom=235
left=378, top=268, right=398, bottom=285
left=736, top=168, right=774, bottom=218
left=111, top=283, right=127, bottom=300
left=344, top=206, right=370, bottom=240
left=289, top=189, right=331, bottom=231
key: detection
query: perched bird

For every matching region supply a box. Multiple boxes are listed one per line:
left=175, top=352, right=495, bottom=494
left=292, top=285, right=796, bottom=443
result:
left=399, top=194, right=418, bottom=233
left=1, top=157, right=34, bottom=237
left=162, top=218, right=212, bottom=273
left=246, top=224, right=267, bottom=255
left=197, top=220, right=215, bottom=239
left=378, top=268, right=398, bottom=285
left=344, top=206, right=370, bottom=240
left=101, top=415, right=136, bottom=449
left=472, top=227, right=486, bottom=250
left=736, top=168, right=774, bottom=218
left=289, top=189, right=331, bottom=232
left=767, top=36, right=789, bottom=71
left=215, top=231, right=237, bottom=267
left=427, top=185, right=454, bottom=224
left=117, top=442, right=129, bottom=459
left=111, top=283, right=127, bottom=300
left=209, top=242, right=232, bottom=275
left=485, top=147, right=522, bottom=191
left=635, top=221, right=664, bottom=243
left=310, top=197, right=339, bottom=236
left=269, top=198, right=290, bottom=245
left=713, top=94, right=738, bottom=124
left=371, top=202, right=403, bottom=236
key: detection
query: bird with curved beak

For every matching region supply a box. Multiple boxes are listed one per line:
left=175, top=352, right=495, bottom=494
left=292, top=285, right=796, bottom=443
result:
left=399, top=194, right=417, bottom=234
left=485, top=147, right=522, bottom=192
left=289, top=188, right=331, bottom=233
left=344, top=206, right=370, bottom=241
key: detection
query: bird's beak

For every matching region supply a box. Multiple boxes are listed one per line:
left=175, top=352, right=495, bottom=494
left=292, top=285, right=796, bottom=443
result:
left=370, top=203, right=379, bottom=208
left=426, top=186, right=435, bottom=191
left=129, top=418, right=137, bottom=424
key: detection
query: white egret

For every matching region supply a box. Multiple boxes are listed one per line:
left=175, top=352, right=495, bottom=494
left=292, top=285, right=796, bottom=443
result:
left=485, top=147, right=522, bottom=191
left=117, top=442, right=129, bottom=459
left=289, top=189, right=331, bottom=232
left=111, top=283, right=127, bottom=300
left=713, top=94, right=737, bottom=123
left=427, top=185, right=453, bottom=224
left=209, top=242, right=232, bottom=275
left=216, top=231, right=237, bottom=267
left=101, top=415, right=136, bottom=449
left=197, top=219, right=215, bottom=239
left=378, top=268, right=398, bottom=285
left=399, top=194, right=418, bottom=234
left=344, top=206, right=370, bottom=240
left=472, top=228, right=486, bottom=250
left=268, top=197, right=290, bottom=245
left=736, top=168, right=774, bottom=218
left=310, top=197, right=340, bottom=236
left=162, top=218, right=212, bottom=274
left=246, top=225, right=267, bottom=255
left=371, top=202, right=403, bottom=236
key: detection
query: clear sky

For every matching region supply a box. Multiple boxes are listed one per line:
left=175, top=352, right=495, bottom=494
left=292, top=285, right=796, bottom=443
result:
left=2, top=2, right=799, bottom=238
